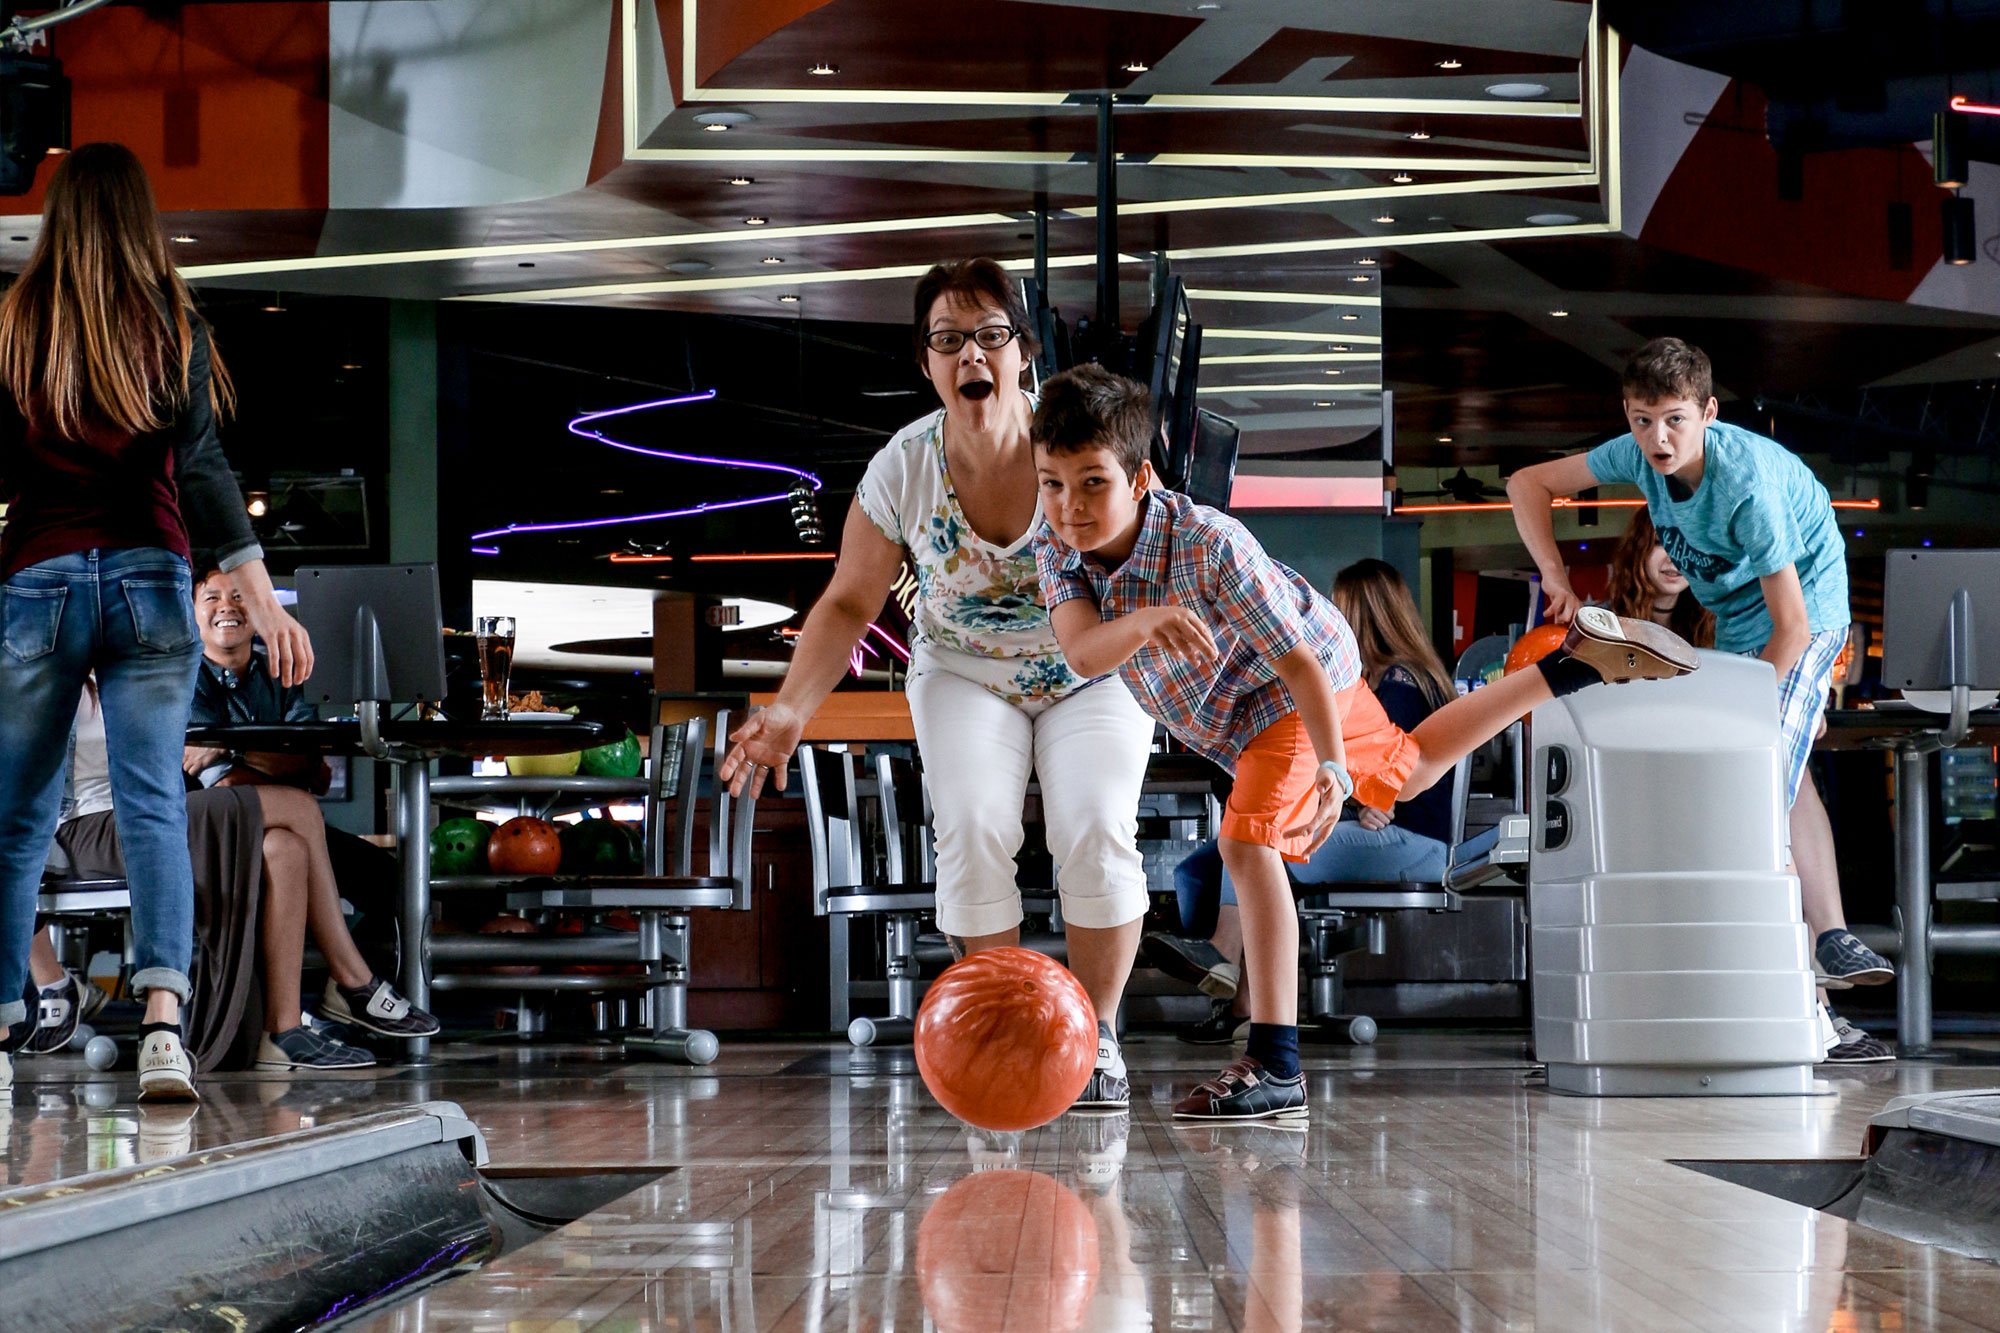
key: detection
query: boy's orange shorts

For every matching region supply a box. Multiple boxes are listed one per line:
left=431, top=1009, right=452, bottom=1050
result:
left=1219, top=679, right=1424, bottom=862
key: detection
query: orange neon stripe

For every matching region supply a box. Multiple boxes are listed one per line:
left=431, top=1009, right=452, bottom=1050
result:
left=1950, top=95, right=2000, bottom=117
left=688, top=552, right=838, bottom=562
left=608, top=553, right=674, bottom=563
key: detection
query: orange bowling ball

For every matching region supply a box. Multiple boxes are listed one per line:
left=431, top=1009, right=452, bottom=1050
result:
left=486, top=816, right=563, bottom=876
left=1503, top=621, right=1570, bottom=675
left=916, top=1170, right=1100, bottom=1333
left=914, top=947, right=1097, bottom=1132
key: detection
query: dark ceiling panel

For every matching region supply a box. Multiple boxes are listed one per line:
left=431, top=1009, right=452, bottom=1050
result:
left=1218, top=27, right=1582, bottom=86
left=700, top=0, right=1201, bottom=92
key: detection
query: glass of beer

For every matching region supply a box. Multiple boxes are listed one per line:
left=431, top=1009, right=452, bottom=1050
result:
left=476, top=615, right=517, bottom=720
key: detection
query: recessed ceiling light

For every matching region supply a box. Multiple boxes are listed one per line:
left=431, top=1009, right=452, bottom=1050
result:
left=778, top=293, right=801, bottom=303
left=1527, top=212, right=1582, bottom=226
left=702, top=123, right=730, bottom=133
left=1372, top=214, right=1395, bottom=224
left=339, top=361, right=362, bottom=371
left=1355, top=256, right=1378, bottom=265
left=1323, top=368, right=1341, bottom=375
left=744, top=216, right=769, bottom=226
left=1392, top=173, right=1414, bottom=184
left=1329, top=344, right=1349, bottom=352
left=1437, top=435, right=1453, bottom=443
left=1192, top=2, right=1223, bottom=9
left=1311, top=400, right=1333, bottom=408
left=1549, top=309, right=1570, bottom=317
left=1123, top=60, right=1150, bottom=73
left=694, top=110, right=755, bottom=131
left=171, top=234, right=197, bottom=244
left=726, top=176, right=754, bottom=186
left=760, top=255, right=785, bottom=264
left=1486, top=82, right=1549, bottom=99
left=808, top=62, right=839, bottom=76
left=1348, top=274, right=1371, bottom=283
left=1436, top=58, right=1463, bottom=70
left=1340, top=313, right=1360, bottom=320
left=1407, top=129, right=1431, bottom=141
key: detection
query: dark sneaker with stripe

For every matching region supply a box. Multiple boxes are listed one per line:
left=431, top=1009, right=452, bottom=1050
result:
left=23, top=972, right=82, bottom=1055
left=1178, top=997, right=1251, bottom=1046
left=256, top=1022, right=377, bottom=1071
left=320, top=975, right=440, bottom=1038
left=1564, top=606, right=1700, bottom=683
left=1821, top=1012, right=1894, bottom=1064
left=1141, top=932, right=1242, bottom=999
left=1173, top=1055, right=1308, bottom=1123
left=1814, top=929, right=1893, bottom=989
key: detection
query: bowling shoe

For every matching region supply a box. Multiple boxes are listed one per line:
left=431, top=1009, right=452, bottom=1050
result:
left=23, top=972, right=83, bottom=1055
left=1820, top=1009, right=1894, bottom=1064
left=1562, top=607, right=1700, bottom=683
left=256, top=1022, right=377, bottom=1071
left=1173, top=1055, right=1308, bottom=1122
left=1141, top=933, right=1242, bottom=999
left=1178, top=997, right=1251, bottom=1046
left=137, top=1022, right=199, bottom=1102
left=1814, top=929, right=1894, bottom=989
left=320, top=975, right=441, bottom=1038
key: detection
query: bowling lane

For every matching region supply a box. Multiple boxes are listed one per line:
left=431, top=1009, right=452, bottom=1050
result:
left=171, top=1034, right=1995, bottom=1333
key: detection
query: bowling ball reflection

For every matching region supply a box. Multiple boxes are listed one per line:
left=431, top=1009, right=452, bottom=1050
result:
left=916, top=1169, right=1100, bottom=1333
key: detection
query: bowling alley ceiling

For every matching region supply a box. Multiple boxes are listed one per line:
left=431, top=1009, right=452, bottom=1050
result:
left=7, top=0, right=2000, bottom=480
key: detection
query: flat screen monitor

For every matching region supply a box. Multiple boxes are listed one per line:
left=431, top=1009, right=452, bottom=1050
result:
left=1164, top=322, right=1204, bottom=489
left=295, top=564, right=448, bottom=711
left=1143, top=275, right=1191, bottom=482
left=1882, top=548, right=2000, bottom=690
left=1185, top=409, right=1241, bottom=512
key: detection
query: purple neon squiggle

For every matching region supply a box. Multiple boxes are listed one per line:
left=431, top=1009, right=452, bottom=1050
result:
left=471, top=388, right=823, bottom=549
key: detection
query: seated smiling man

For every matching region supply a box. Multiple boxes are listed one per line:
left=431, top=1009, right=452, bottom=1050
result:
left=183, top=566, right=431, bottom=1039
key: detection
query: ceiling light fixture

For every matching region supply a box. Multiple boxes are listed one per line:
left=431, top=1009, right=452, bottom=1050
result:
left=744, top=216, right=769, bottom=226
left=1313, top=400, right=1333, bottom=406
left=1486, top=82, right=1549, bottom=99
left=1392, top=173, right=1414, bottom=183
left=778, top=293, right=801, bottom=302
left=1123, top=60, right=1151, bottom=74
left=1935, top=109, right=1970, bottom=188
left=694, top=110, right=756, bottom=132
left=1348, top=274, right=1371, bottom=282
left=1330, top=344, right=1350, bottom=351
left=703, top=123, right=730, bottom=132
left=1549, top=308, right=1570, bottom=317
left=1407, top=129, right=1431, bottom=141
left=1323, top=369, right=1342, bottom=375
left=808, top=62, right=839, bottom=76
left=760, top=255, right=785, bottom=264
left=246, top=494, right=268, bottom=518
left=726, top=176, right=754, bottom=186
left=171, top=234, right=197, bottom=244
left=1355, top=256, right=1378, bottom=265
left=262, top=293, right=285, bottom=313
left=1436, top=58, right=1463, bottom=70
left=1372, top=214, right=1395, bottom=224
left=1437, top=435, right=1453, bottom=443
left=1340, top=313, right=1360, bottom=320
left=1943, top=195, right=1977, bottom=264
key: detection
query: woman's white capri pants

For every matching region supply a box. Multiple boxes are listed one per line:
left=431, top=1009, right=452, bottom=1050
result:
left=906, top=666, right=1156, bottom=938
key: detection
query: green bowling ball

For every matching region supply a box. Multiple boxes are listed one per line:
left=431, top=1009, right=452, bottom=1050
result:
left=560, top=818, right=640, bottom=874
left=430, top=817, right=493, bottom=877
left=579, top=728, right=643, bottom=779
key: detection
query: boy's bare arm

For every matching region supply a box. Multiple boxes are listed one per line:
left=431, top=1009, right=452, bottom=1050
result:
left=1505, top=453, right=1600, bottom=624
left=1049, top=598, right=1216, bottom=679
left=1757, top=564, right=1813, bottom=677
left=1272, top=645, right=1348, bottom=852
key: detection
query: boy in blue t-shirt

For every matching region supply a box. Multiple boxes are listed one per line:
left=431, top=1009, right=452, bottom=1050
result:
left=1507, top=336, right=1893, bottom=1064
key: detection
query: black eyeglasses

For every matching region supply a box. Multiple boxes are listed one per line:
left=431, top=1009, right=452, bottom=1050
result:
left=924, top=325, right=1020, bottom=354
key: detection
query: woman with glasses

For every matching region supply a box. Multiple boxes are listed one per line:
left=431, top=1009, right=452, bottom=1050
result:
left=721, top=258, right=1156, bottom=1112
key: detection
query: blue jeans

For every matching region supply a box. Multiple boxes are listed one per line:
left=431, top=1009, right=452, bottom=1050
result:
left=1173, top=825, right=1451, bottom=938
left=0, top=549, right=202, bottom=1026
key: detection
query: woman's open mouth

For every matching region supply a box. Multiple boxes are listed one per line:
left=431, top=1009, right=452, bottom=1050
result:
left=958, top=379, right=993, bottom=401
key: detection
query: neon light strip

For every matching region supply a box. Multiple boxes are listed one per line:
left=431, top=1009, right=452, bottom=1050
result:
left=688, top=552, right=838, bottom=563
left=1393, top=498, right=1881, bottom=514
left=1204, top=353, right=1381, bottom=365
left=1205, top=329, right=1384, bottom=345
left=470, top=546, right=501, bottom=555
left=1187, top=289, right=1379, bottom=308
left=1950, top=95, right=2000, bottom=117
left=471, top=389, right=822, bottom=547
left=607, top=553, right=674, bottom=564
left=1200, top=382, right=1385, bottom=394
left=867, top=623, right=912, bottom=663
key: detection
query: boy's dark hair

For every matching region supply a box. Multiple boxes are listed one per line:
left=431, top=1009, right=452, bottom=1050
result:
left=1622, top=336, right=1713, bottom=406
left=1030, top=364, right=1153, bottom=480
left=911, top=258, right=1040, bottom=365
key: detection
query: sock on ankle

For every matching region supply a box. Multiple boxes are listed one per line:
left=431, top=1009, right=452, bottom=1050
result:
left=1535, top=651, right=1600, bottom=698
left=1246, top=1022, right=1300, bottom=1080
left=1096, top=1020, right=1126, bottom=1079
left=139, top=1020, right=183, bottom=1039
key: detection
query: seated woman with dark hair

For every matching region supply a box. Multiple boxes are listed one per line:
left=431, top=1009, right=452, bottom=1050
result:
left=1143, top=559, right=1463, bottom=1043
left=19, top=685, right=435, bottom=1070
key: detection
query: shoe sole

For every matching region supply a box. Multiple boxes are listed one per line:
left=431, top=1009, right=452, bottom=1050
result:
left=1173, top=1104, right=1310, bottom=1122
left=1564, top=608, right=1700, bottom=682
left=1819, top=1049, right=1896, bottom=1064
left=1143, top=939, right=1237, bottom=996
left=1196, top=968, right=1240, bottom=1000
left=138, top=1072, right=200, bottom=1103
left=1817, top=966, right=1893, bottom=988
left=322, top=996, right=440, bottom=1039
left=254, top=1060, right=376, bottom=1071
left=1068, top=1100, right=1131, bottom=1113
left=1177, top=1030, right=1244, bottom=1046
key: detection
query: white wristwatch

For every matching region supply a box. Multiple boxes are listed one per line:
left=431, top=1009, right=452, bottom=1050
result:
left=1318, top=759, right=1354, bottom=802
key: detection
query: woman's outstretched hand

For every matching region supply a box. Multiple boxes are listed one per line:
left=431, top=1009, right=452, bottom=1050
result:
left=719, top=704, right=806, bottom=798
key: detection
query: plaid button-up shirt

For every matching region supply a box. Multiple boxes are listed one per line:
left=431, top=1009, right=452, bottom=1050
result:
left=1037, top=489, right=1361, bottom=769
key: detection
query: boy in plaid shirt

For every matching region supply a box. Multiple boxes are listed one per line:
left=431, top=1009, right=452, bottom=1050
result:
left=1033, top=366, right=1701, bottom=1120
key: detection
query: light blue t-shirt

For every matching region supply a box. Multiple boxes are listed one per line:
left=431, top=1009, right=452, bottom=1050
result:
left=1586, top=421, right=1849, bottom=654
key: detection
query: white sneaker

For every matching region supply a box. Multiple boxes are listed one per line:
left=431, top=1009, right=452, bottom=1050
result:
left=138, top=1026, right=199, bottom=1102
left=1817, top=1002, right=1839, bottom=1056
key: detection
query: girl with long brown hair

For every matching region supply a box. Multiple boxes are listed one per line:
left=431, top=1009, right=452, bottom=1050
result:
left=1606, top=508, right=1716, bottom=649
left=0, top=143, right=312, bottom=1101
